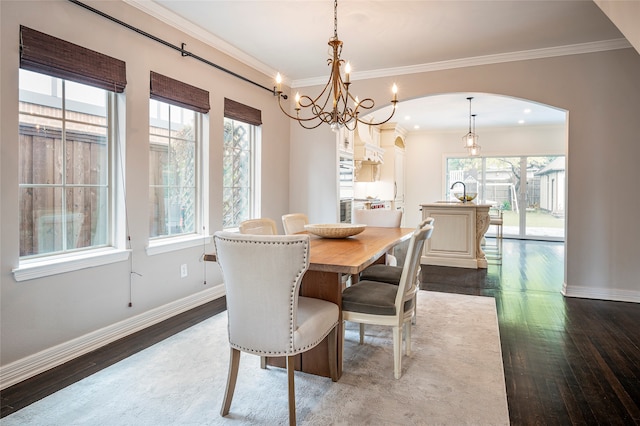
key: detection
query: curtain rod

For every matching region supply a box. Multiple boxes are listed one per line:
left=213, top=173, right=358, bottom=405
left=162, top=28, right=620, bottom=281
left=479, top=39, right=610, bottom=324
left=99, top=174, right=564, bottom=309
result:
left=67, top=0, right=276, bottom=96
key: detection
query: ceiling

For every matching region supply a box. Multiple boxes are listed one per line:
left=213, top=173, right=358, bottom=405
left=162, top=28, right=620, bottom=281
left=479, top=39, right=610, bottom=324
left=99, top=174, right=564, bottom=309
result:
left=129, top=0, right=629, bottom=130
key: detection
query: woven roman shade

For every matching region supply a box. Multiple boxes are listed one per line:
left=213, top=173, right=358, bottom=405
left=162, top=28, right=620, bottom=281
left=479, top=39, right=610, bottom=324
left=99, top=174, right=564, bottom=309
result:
left=19, top=26, right=126, bottom=93
left=150, top=71, right=210, bottom=114
left=224, top=98, right=262, bottom=126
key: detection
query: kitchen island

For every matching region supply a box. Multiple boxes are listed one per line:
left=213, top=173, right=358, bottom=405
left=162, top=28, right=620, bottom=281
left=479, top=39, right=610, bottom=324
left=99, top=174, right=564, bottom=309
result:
left=420, top=202, right=492, bottom=269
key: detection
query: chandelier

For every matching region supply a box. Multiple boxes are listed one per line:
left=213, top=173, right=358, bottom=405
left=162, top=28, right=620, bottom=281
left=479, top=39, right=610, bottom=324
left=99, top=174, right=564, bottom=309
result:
left=462, top=97, right=481, bottom=156
left=274, top=0, right=398, bottom=132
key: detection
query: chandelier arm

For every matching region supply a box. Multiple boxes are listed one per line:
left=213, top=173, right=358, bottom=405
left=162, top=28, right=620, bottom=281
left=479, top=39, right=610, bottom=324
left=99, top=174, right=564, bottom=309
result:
left=277, top=95, right=330, bottom=123
left=355, top=101, right=398, bottom=127
left=273, top=0, right=399, bottom=131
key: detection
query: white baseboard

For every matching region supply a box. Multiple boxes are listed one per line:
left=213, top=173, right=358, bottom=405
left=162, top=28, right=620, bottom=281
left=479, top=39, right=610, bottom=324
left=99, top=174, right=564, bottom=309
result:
left=562, top=282, right=640, bottom=303
left=0, top=285, right=226, bottom=390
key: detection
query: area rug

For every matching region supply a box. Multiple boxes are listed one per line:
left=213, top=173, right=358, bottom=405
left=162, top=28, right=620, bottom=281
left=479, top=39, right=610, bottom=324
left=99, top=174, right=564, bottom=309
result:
left=3, top=291, right=509, bottom=425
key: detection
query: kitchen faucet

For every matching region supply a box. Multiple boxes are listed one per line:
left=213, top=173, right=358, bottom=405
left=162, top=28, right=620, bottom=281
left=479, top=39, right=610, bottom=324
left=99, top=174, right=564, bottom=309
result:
left=451, top=181, right=467, bottom=202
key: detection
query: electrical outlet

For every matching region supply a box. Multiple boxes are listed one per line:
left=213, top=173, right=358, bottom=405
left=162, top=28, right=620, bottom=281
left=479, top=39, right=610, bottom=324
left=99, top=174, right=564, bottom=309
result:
left=180, top=264, right=188, bottom=278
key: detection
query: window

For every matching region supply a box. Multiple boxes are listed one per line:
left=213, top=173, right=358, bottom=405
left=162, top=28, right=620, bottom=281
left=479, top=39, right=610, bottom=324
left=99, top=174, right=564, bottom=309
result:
left=222, top=99, right=262, bottom=230
left=149, top=100, right=201, bottom=238
left=148, top=72, right=209, bottom=243
left=15, top=27, right=128, bottom=280
left=18, top=69, right=113, bottom=258
left=446, top=155, right=565, bottom=240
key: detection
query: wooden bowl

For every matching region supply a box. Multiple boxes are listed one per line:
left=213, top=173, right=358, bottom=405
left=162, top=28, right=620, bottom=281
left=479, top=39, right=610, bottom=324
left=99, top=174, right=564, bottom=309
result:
left=304, top=223, right=366, bottom=238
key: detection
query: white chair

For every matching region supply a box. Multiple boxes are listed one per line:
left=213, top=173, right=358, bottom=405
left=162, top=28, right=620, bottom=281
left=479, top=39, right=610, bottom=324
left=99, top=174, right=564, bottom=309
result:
left=282, top=213, right=308, bottom=235
left=485, top=208, right=503, bottom=264
left=239, top=217, right=277, bottom=235
left=359, top=218, right=434, bottom=325
left=353, top=209, right=402, bottom=227
left=342, top=225, right=433, bottom=379
left=214, top=231, right=339, bottom=425
left=353, top=209, right=403, bottom=265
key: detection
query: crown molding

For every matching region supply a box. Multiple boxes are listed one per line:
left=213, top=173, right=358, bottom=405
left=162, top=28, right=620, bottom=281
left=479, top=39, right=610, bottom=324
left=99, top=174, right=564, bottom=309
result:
left=123, top=1, right=631, bottom=91
left=292, top=38, right=632, bottom=88
left=124, top=0, right=277, bottom=79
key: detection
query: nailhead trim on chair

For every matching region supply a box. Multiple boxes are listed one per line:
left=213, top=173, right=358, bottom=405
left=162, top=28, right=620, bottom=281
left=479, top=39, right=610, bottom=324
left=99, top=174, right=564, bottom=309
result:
left=216, top=235, right=330, bottom=356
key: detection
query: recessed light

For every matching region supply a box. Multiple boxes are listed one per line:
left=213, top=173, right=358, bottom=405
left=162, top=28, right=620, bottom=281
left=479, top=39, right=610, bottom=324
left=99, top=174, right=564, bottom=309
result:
left=413, top=125, right=420, bottom=129
left=518, top=120, right=525, bottom=124
left=404, top=115, right=411, bottom=120
left=524, top=108, right=531, bottom=114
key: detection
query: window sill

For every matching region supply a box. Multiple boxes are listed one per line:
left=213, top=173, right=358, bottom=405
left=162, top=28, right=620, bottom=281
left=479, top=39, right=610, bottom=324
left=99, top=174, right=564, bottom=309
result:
left=146, top=234, right=212, bottom=256
left=13, top=248, right=131, bottom=282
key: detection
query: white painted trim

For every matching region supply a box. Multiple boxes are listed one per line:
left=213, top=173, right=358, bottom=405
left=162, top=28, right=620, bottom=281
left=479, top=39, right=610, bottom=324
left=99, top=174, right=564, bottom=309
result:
left=125, top=0, right=631, bottom=91
left=562, top=282, right=640, bottom=303
left=421, top=255, right=479, bottom=269
left=0, top=285, right=226, bottom=390
left=13, top=249, right=131, bottom=282
left=292, top=39, right=633, bottom=88
left=146, top=234, right=213, bottom=256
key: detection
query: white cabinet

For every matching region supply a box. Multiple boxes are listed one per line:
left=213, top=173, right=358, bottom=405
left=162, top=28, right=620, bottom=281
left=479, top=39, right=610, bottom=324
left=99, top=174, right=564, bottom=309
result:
left=337, top=126, right=354, bottom=155
left=379, top=123, right=407, bottom=222
left=420, top=203, right=491, bottom=269
left=353, top=120, right=384, bottom=182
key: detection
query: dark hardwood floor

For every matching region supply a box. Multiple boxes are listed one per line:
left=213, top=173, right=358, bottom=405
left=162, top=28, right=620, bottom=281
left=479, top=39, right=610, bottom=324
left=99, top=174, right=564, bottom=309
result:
left=2, top=239, right=639, bottom=424
left=423, top=239, right=640, bottom=425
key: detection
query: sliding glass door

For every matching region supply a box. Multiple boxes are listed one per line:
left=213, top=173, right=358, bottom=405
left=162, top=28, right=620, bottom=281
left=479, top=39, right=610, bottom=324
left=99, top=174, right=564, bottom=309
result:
left=446, top=155, right=565, bottom=241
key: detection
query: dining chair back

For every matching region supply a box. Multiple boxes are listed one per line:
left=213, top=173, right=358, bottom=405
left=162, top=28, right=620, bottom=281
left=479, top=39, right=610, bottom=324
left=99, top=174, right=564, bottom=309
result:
left=214, top=231, right=339, bottom=425
left=282, top=213, right=309, bottom=235
left=239, top=218, right=278, bottom=235
left=353, top=209, right=402, bottom=228
left=353, top=209, right=403, bottom=266
left=359, top=217, right=435, bottom=323
left=341, top=224, right=434, bottom=379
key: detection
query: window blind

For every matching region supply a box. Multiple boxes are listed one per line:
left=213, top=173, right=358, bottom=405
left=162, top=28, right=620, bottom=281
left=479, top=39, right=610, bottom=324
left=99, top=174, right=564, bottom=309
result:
left=150, top=71, right=210, bottom=114
left=19, top=26, right=127, bottom=93
left=224, top=98, right=262, bottom=126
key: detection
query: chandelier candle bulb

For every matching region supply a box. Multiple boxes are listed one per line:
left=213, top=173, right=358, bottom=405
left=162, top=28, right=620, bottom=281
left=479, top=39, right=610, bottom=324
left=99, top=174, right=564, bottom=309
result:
left=274, top=0, right=398, bottom=130
left=276, top=73, right=282, bottom=92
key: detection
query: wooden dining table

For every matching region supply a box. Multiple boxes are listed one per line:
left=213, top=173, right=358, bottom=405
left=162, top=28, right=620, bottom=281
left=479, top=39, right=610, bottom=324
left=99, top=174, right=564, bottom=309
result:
left=205, top=226, right=415, bottom=380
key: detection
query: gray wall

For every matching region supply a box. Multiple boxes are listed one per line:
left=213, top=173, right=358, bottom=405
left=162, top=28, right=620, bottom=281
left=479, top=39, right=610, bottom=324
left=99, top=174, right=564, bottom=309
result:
left=290, top=50, right=640, bottom=303
left=2, top=0, right=639, bottom=386
left=0, top=0, right=291, bottom=377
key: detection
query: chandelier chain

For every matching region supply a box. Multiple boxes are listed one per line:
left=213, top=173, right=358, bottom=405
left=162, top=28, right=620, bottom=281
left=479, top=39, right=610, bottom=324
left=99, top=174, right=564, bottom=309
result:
left=274, top=0, right=398, bottom=131
left=334, top=0, right=338, bottom=39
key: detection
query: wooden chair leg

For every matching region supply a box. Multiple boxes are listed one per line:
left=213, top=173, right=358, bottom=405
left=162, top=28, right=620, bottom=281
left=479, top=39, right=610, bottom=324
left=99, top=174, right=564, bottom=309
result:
left=393, top=326, right=402, bottom=379
left=286, top=355, right=296, bottom=426
left=260, top=356, right=267, bottom=369
left=220, top=347, right=241, bottom=417
left=405, top=320, right=412, bottom=356
left=359, top=323, right=365, bottom=344
left=327, top=326, right=338, bottom=382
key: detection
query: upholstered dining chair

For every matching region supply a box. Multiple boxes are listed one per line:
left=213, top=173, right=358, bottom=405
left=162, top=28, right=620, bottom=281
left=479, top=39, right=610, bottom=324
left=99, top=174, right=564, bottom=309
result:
left=342, top=225, right=433, bottom=379
left=353, top=209, right=403, bottom=265
left=238, top=217, right=278, bottom=235
left=282, top=213, right=309, bottom=235
left=359, top=217, right=434, bottom=324
left=213, top=231, right=339, bottom=425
